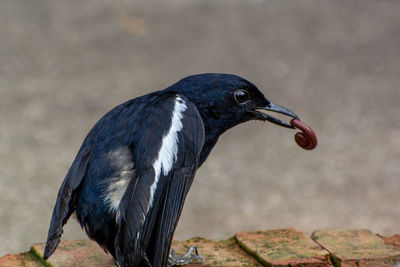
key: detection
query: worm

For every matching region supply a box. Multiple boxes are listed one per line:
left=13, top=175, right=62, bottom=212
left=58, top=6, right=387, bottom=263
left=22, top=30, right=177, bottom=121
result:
left=290, top=119, right=317, bottom=150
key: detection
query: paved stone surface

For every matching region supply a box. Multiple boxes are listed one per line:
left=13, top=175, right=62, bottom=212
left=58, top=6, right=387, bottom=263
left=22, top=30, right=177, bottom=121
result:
left=312, top=229, right=400, bottom=267
left=32, top=240, right=115, bottom=267
left=236, top=228, right=332, bottom=266
left=172, top=236, right=261, bottom=266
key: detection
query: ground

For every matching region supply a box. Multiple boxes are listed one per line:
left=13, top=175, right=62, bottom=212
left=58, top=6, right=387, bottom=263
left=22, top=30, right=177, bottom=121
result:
left=1, top=0, right=400, bottom=256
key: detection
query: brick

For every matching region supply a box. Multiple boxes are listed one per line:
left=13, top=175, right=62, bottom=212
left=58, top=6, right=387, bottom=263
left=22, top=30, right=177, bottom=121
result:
left=0, top=252, right=43, bottom=267
left=30, top=237, right=260, bottom=267
left=32, top=240, right=115, bottom=267
left=171, top=236, right=261, bottom=266
left=235, top=228, right=332, bottom=266
left=379, top=234, right=400, bottom=251
left=312, top=229, right=400, bottom=267
left=5, top=230, right=400, bottom=267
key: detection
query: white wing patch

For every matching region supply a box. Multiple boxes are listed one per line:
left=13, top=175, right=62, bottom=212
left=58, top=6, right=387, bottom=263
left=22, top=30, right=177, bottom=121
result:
left=148, top=96, right=187, bottom=212
left=102, top=147, right=135, bottom=213
left=103, top=171, right=133, bottom=212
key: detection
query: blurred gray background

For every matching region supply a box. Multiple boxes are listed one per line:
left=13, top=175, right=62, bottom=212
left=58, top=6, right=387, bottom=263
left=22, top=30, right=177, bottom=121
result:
left=1, top=0, right=399, bottom=256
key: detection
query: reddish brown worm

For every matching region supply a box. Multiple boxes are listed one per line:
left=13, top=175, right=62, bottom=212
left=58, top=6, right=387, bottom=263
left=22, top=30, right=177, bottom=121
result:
left=290, top=119, right=317, bottom=150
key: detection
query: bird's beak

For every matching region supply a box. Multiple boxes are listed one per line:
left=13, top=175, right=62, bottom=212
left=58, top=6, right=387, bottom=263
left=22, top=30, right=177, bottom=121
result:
left=254, top=102, right=298, bottom=129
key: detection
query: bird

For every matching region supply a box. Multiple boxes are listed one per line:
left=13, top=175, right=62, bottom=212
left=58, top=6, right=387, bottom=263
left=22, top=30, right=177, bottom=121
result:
left=43, top=73, right=299, bottom=267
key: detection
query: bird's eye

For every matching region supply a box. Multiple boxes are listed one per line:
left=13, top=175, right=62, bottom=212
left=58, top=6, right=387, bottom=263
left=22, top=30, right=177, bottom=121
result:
left=234, top=89, right=250, bottom=104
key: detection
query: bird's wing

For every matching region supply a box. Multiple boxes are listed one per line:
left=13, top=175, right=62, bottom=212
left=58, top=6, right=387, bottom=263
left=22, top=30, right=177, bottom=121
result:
left=43, top=144, right=92, bottom=259
left=115, top=94, right=205, bottom=267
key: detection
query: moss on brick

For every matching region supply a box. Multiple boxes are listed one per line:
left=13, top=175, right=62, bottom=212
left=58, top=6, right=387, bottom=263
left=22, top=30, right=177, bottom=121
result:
left=30, top=246, right=52, bottom=267
left=0, top=251, right=46, bottom=267
left=312, top=229, right=400, bottom=266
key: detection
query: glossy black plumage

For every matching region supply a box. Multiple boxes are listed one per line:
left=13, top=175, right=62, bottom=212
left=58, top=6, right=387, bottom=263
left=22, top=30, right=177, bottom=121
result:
left=44, top=73, right=298, bottom=267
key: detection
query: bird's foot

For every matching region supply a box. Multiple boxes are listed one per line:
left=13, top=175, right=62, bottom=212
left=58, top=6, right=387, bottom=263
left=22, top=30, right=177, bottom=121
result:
left=168, top=246, right=204, bottom=266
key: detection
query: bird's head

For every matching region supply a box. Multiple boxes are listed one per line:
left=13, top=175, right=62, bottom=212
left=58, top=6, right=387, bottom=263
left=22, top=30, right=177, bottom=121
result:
left=169, top=73, right=298, bottom=136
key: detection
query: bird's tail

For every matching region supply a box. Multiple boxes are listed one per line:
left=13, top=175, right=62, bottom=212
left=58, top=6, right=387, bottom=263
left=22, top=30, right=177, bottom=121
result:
left=43, top=226, right=62, bottom=260
left=43, top=190, right=74, bottom=260
left=43, top=145, right=92, bottom=260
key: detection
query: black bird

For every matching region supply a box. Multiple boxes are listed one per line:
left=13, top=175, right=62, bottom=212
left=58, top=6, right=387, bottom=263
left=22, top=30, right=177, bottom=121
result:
left=43, top=73, right=298, bottom=267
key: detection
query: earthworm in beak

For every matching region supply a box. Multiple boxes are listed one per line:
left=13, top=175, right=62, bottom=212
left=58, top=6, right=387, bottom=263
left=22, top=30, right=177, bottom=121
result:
left=290, top=119, right=317, bottom=150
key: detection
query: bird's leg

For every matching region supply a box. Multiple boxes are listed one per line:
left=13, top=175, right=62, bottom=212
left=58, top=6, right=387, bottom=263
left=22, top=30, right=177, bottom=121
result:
left=112, top=254, right=153, bottom=267
left=168, top=246, right=204, bottom=266
left=143, top=253, right=153, bottom=267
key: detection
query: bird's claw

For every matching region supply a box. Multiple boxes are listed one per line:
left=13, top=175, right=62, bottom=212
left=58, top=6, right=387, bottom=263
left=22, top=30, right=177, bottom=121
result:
left=168, top=246, right=204, bottom=266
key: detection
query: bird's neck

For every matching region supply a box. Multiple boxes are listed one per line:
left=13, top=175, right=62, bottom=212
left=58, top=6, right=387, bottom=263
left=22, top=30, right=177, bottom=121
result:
left=198, top=120, right=233, bottom=166
left=198, top=135, right=219, bottom=167
left=196, top=105, right=242, bottom=166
